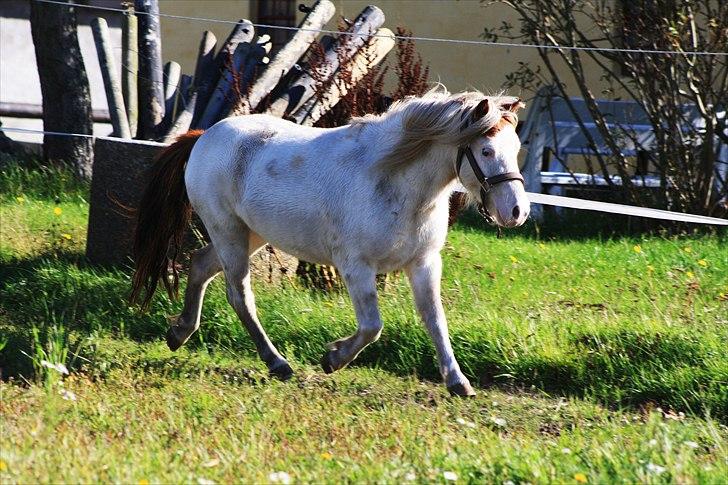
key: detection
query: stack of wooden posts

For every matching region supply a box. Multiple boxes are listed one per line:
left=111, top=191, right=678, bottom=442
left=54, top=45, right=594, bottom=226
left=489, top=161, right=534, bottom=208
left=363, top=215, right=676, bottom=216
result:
left=89, top=0, right=395, bottom=144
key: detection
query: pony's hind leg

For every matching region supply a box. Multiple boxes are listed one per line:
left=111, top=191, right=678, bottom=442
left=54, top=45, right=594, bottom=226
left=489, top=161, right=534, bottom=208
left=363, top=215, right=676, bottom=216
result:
left=167, top=244, right=222, bottom=351
left=212, top=223, right=293, bottom=380
left=321, top=264, right=383, bottom=373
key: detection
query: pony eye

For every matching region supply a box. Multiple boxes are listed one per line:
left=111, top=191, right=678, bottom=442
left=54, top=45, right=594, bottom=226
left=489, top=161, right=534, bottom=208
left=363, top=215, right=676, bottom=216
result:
left=481, top=148, right=494, bottom=158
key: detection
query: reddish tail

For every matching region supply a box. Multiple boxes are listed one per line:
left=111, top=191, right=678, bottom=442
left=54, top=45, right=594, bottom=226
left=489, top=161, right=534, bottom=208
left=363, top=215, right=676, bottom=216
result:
left=130, top=130, right=204, bottom=309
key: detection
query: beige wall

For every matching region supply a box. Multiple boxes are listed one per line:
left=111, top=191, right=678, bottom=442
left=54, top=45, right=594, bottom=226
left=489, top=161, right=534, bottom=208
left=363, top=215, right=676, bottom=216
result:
left=159, top=0, right=609, bottom=101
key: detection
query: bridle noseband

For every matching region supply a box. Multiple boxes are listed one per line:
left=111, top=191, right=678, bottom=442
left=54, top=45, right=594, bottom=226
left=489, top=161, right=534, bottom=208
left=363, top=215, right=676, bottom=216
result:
left=456, top=145, right=524, bottom=225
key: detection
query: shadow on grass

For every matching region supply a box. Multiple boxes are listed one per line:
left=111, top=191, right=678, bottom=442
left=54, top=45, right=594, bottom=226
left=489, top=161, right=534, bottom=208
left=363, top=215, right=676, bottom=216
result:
left=1, top=250, right=726, bottom=422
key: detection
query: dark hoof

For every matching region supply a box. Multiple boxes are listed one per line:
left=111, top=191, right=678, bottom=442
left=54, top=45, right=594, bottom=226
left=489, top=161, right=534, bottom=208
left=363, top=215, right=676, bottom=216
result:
left=166, top=327, right=184, bottom=351
left=269, top=362, right=294, bottom=381
left=321, top=352, right=336, bottom=374
left=447, top=382, right=477, bottom=397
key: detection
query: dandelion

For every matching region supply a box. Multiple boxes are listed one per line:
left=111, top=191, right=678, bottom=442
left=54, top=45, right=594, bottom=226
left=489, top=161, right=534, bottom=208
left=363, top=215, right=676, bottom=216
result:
left=138, top=480, right=149, bottom=485
left=633, top=245, right=642, bottom=254
left=443, top=471, right=458, bottom=481
left=53, top=207, right=62, bottom=216
left=698, top=259, right=707, bottom=267
left=686, top=271, right=695, bottom=280
left=58, top=388, right=76, bottom=401
left=509, top=255, right=518, bottom=263
left=16, top=196, right=24, bottom=204
left=40, top=360, right=69, bottom=375
left=455, top=417, right=476, bottom=428
left=268, top=471, right=292, bottom=484
left=683, top=246, right=692, bottom=253
left=0, top=459, right=7, bottom=472
left=320, top=452, right=332, bottom=460
left=490, top=416, right=507, bottom=427
left=574, top=472, right=588, bottom=483
left=61, top=233, right=72, bottom=240
left=646, top=463, right=666, bottom=475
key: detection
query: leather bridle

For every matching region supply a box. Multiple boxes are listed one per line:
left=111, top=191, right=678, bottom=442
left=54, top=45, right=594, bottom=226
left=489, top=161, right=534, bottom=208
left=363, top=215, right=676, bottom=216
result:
left=456, top=145, right=524, bottom=225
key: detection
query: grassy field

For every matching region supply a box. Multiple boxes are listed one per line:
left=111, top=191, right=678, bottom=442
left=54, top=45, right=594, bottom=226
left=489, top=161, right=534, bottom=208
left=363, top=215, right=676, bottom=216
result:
left=1, top=159, right=727, bottom=483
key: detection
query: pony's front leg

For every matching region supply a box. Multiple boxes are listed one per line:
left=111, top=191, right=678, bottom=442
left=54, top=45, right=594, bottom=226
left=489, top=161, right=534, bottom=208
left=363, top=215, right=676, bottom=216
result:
left=406, top=254, right=475, bottom=397
left=321, top=265, right=382, bottom=373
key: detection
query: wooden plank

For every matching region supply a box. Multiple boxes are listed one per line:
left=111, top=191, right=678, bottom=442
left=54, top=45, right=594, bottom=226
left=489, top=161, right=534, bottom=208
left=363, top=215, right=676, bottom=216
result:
left=0, top=102, right=111, bottom=122
left=121, top=5, right=138, bottom=137
left=540, top=171, right=662, bottom=187
left=266, top=5, right=386, bottom=118
left=294, top=28, right=395, bottom=126
left=233, top=0, right=335, bottom=115
left=135, top=0, right=165, bottom=139
left=91, top=17, right=131, bottom=139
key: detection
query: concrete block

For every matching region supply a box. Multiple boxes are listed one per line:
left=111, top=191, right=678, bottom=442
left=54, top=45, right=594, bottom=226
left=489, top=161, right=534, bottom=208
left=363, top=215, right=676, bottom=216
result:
left=85, top=136, right=297, bottom=283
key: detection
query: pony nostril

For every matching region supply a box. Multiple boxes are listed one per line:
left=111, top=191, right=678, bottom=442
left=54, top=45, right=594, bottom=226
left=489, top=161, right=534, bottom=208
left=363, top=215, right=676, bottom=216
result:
left=512, top=205, right=521, bottom=219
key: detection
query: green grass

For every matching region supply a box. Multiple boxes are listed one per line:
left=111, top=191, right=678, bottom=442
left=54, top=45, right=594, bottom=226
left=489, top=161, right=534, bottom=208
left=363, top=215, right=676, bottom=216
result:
left=1, top=159, right=727, bottom=482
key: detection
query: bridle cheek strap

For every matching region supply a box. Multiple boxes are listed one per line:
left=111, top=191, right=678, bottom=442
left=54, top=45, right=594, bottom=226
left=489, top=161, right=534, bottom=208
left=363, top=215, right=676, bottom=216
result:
left=456, top=146, right=525, bottom=224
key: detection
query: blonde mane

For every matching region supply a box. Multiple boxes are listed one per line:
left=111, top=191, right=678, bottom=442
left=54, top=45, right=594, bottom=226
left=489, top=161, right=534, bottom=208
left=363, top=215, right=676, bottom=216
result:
left=353, top=87, right=522, bottom=171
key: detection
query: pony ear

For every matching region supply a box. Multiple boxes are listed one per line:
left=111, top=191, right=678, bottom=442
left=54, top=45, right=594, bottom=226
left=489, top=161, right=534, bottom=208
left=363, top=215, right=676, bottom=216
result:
left=472, top=98, right=490, bottom=119
left=503, top=99, right=525, bottom=113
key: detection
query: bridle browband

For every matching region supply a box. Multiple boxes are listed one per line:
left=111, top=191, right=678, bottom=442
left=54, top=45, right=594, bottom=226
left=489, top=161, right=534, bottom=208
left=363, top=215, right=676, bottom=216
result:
left=456, top=145, right=524, bottom=225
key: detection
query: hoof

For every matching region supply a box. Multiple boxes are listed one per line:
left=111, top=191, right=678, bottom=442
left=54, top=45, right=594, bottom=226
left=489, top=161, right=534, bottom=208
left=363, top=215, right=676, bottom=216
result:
left=321, top=352, right=336, bottom=374
left=166, top=326, right=186, bottom=351
left=447, top=382, right=477, bottom=397
left=269, top=362, right=294, bottom=381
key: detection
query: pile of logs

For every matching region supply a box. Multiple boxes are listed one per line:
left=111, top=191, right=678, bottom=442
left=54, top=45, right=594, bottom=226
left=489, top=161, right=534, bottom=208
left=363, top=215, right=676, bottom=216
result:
left=90, top=0, right=395, bottom=143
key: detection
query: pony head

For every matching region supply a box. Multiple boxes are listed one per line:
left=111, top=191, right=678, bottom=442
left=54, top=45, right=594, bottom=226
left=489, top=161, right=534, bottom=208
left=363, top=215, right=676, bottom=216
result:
left=458, top=96, right=529, bottom=227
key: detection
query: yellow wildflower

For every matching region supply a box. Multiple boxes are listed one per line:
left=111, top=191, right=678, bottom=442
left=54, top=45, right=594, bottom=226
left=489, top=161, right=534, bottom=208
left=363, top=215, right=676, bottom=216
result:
left=686, top=271, right=695, bottom=280
left=138, top=480, right=149, bottom=485
left=538, top=243, right=546, bottom=250
left=574, top=473, right=588, bottom=483
left=320, top=452, right=333, bottom=460
left=633, top=245, right=642, bottom=254
left=697, top=259, right=707, bottom=267
left=61, top=233, right=72, bottom=240
left=683, top=247, right=692, bottom=253
left=0, top=459, right=6, bottom=471
left=53, top=207, right=62, bottom=216
left=509, top=255, right=518, bottom=263
left=16, top=196, right=24, bottom=204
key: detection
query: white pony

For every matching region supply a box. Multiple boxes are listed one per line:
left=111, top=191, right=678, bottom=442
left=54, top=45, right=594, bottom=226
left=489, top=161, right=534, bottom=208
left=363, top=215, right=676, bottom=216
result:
left=131, top=88, right=529, bottom=396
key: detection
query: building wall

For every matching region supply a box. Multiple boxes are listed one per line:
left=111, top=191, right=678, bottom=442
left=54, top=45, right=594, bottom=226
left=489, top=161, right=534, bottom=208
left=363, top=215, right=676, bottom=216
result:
left=158, top=0, right=610, bottom=99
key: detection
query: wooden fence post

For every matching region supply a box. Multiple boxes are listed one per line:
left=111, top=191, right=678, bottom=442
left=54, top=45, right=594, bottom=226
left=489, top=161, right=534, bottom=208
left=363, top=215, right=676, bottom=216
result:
left=192, top=20, right=254, bottom=128
left=188, top=31, right=217, bottom=123
left=135, top=0, right=165, bottom=139
left=91, top=17, right=131, bottom=139
left=294, top=28, right=395, bottom=126
left=266, top=5, right=385, bottom=118
left=121, top=5, right=138, bottom=137
left=234, top=0, right=335, bottom=115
